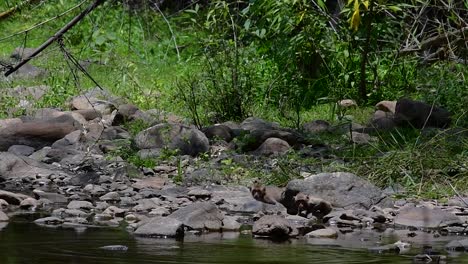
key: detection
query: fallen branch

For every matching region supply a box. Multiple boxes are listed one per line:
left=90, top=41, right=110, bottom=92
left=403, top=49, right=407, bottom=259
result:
left=4, top=0, right=106, bottom=77
left=399, top=26, right=468, bottom=55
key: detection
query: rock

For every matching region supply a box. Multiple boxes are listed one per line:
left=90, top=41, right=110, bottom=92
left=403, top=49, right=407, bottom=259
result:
left=253, top=137, right=290, bottom=156
left=134, top=216, right=184, bottom=238
left=131, top=177, right=166, bottom=190
left=11, top=47, right=37, bottom=60
left=0, top=199, right=8, bottom=209
left=222, top=216, right=241, bottom=231
left=338, top=99, right=357, bottom=108
left=0, top=190, right=31, bottom=205
left=132, top=198, right=163, bottom=212
left=8, top=63, right=46, bottom=79
left=7, top=145, right=35, bottom=156
left=71, top=94, right=115, bottom=115
left=303, top=120, right=330, bottom=134
left=240, top=117, right=280, bottom=131
left=202, top=125, right=233, bottom=142
left=99, top=192, right=120, bottom=202
left=0, top=120, right=77, bottom=151
left=135, top=123, right=209, bottom=156
left=285, top=172, right=391, bottom=210
left=445, top=239, right=468, bottom=251
left=252, top=215, right=298, bottom=240
left=20, top=198, right=39, bottom=210
left=240, top=129, right=304, bottom=152
left=149, top=207, right=171, bottom=217
left=375, top=101, right=397, bottom=113
left=370, top=110, right=395, bottom=130
left=351, top=132, right=373, bottom=144
left=187, top=188, right=212, bottom=199
left=67, top=201, right=94, bottom=211
left=168, top=202, right=224, bottom=231
left=394, top=99, right=451, bottom=128
left=394, top=205, right=461, bottom=229
left=103, top=206, right=126, bottom=217
left=99, top=245, right=129, bottom=251
left=306, top=228, right=338, bottom=238
left=0, top=211, right=8, bottom=222
left=118, top=104, right=139, bottom=119
left=34, top=216, right=64, bottom=226
left=33, top=190, right=67, bottom=204
left=447, top=197, right=468, bottom=207
left=83, top=184, right=107, bottom=196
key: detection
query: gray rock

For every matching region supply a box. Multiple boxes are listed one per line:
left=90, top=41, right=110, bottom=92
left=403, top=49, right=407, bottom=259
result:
left=306, top=228, right=338, bottom=238
left=99, top=192, right=120, bottom=202
left=99, top=245, right=129, bottom=251
left=67, top=201, right=94, bottom=211
left=134, top=216, right=184, bottom=238
left=375, top=101, right=397, bottom=113
left=202, top=125, right=233, bottom=142
left=131, top=177, right=166, bottom=190
left=285, top=172, right=391, bottom=210
left=240, top=129, right=304, bottom=152
left=0, top=190, right=31, bottom=205
left=168, top=202, right=224, bottom=231
left=252, top=215, right=298, bottom=239
left=222, top=216, right=241, bottom=231
left=33, top=190, right=67, bottom=204
left=20, top=198, right=39, bottom=210
left=133, top=198, right=163, bottom=212
left=11, top=47, right=37, bottom=60
left=395, top=206, right=461, bottom=229
left=102, top=206, right=126, bottom=217
left=351, top=132, right=373, bottom=144
left=303, top=120, right=330, bottom=134
left=445, top=239, right=468, bottom=251
left=0, top=211, right=8, bottom=222
left=0, top=199, right=8, bottom=209
left=135, top=123, right=209, bottom=156
left=253, top=137, right=290, bottom=156
left=0, top=152, right=63, bottom=179
left=240, top=117, right=280, bottom=131
left=7, top=145, right=35, bottom=156
left=8, top=63, right=46, bottom=79
left=34, top=216, right=64, bottom=225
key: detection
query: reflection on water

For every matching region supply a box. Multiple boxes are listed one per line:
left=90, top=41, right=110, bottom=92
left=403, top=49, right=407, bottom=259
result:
left=0, top=219, right=467, bottom=264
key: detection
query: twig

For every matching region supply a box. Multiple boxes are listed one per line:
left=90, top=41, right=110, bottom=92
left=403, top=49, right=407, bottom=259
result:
left=4, top=0, right=106, bottom=77
left=0, top=0, right=39, bottom=21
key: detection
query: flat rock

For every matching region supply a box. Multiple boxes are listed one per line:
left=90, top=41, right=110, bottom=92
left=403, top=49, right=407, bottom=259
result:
left=306, top=228, right=338, bottom=238
left=132, top=177, right=166, bottom=190
left=0, top=152, right=63, bottom=179
left=34, top=216, right=64, bottom=226
left=33, top=190, right=67, bottom=204
left=394, top=206, right=461, bottom=229
left=134, top=216, right=184, bottom=238
left=168, top=202, right=224, bottom=231
left=0, top=190, right=31, bottom=205
left=252, top=215, right=298, bottom=239
left=67, top=201, right=94, bottom=211
left=285, top=172, right=392, bottom=210
left=445, top=239, right=468, bottom=251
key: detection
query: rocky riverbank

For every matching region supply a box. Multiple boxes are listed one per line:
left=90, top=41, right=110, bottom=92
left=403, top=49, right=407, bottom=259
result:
left=0, top=86, right=467, bottom=262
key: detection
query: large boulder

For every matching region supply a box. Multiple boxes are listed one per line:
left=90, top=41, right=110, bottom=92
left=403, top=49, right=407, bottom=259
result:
left=252, top=215, right=298, bottom=240
left=134, top=216, right=184, bottom=238
left=0, top=190, right=31, bottom=205
left=168, top=202, right=224, bottom=231
left=0, top=152, right=62, bottom=179
left=253, top=137, right=291, bottom=156
left=202, top=125, right=233, bottom=142
left=0, top=119, right=78, bottom=151
left=285, top=172, right=392, bottom=210
left=394, top=99, right=451, bottom=128
left=394, top=205, right=461, bottom=229
left=135, top=123, right=209, bottom=156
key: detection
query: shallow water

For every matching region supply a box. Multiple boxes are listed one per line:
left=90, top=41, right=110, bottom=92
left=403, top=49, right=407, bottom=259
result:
left=1, top=217, right=467, bottom=264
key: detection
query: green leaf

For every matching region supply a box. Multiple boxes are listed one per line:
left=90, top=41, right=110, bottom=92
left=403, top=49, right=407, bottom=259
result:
left=317, top=0, right=326, bottom=10
left=388, top=5, right=402, bottom=12
left=244, top=19, right=251, bottom=31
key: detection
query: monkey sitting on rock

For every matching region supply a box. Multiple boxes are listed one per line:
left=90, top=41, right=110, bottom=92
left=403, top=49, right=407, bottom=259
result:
left=249, top=180, right=285, bottom=205
left=293, top=192, right=332, bottom=219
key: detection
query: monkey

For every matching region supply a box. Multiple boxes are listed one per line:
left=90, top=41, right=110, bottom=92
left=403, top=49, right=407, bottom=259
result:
left=294, top=192, right=332, bottom=219
left=249, top=180, right=285, bottom=205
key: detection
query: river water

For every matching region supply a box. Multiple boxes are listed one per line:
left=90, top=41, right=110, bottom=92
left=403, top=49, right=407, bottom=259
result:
left=1, top=216, right=467, bottom=264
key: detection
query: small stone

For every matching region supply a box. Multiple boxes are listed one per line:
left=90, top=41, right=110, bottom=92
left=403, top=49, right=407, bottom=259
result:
left=34, top=216, right=64, bottom=225
left=20, top=198, right=39, bottom=210
left=67, top=200, right=94, bottom=210
left=99, top=245, right=128, bottom=251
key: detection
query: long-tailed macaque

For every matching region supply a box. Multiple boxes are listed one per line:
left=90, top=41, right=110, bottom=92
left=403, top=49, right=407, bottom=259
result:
left=250, top=180, right=284, bottom=205
left=294, top=192, right=332, bottom=218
